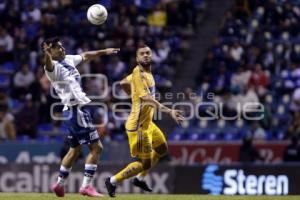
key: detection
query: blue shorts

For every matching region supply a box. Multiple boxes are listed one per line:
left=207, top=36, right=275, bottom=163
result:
left=62, top=105, right=100, bottom=148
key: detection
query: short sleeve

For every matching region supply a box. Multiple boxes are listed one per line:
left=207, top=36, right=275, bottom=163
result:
left=44, top=62, right=59, bottom=81
left=69, top=55, right=84, bottom=67
left=132, top=68, right=149, bottom=97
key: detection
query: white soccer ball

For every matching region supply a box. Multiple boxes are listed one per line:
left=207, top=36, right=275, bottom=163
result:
left=87, top=4, right=108, bottom=25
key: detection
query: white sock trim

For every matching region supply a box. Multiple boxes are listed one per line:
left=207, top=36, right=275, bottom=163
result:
left=136, top=174, right=145, bottom=181
left=110, top=176, right=117, bottom=185
left=82, top=176, right=93, bottom=188
left=60, top=165, right=72, bottom=172
left=57, top=176, right=65, bottom=186
left=85, top=164, right=97, bottom=171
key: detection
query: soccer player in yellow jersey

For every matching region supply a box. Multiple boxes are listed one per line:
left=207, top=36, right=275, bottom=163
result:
left=105, top=45, right=184, bottom=197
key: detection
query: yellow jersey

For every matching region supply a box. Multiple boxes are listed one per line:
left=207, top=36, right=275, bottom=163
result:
left=125, top=66, right=156, bottom=131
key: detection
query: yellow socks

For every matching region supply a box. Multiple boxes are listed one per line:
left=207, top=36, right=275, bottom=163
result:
left=114, top=161, right=143, bottom=183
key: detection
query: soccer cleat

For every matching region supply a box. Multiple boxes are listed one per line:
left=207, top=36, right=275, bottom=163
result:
left=132, top=178, right=153, bottom=192
left=79, top=185, right=104, bottom=197
left=105, top=177, right=117, bottom=197
left=51, top=183, right=65, bottom=197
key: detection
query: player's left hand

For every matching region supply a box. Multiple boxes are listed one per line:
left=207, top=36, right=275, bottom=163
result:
left=105, top=48, right=120, bottom=55
left=170, top=109, right=185, bottom=125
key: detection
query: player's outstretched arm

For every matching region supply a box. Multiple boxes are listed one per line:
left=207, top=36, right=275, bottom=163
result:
left=42, top=43, right=54, bottom=72
left=81, top=48, right=120, bottom=61
left=141, top=95, right=185, bottom=125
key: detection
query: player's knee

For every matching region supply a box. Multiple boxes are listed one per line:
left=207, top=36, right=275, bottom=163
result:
left=141, top=159, right=151, bottom=170
left=90, top=141, right=103, bottom=156
left=66, top=147, right=81, bottom=159
left=155, top=143, right=168, bottom=156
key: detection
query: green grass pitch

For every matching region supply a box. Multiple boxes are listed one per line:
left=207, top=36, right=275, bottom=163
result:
left=0, top=193, right=300, bottom=200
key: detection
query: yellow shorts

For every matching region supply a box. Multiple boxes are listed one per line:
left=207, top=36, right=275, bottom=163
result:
left=126, top=122, right=167, bottom=159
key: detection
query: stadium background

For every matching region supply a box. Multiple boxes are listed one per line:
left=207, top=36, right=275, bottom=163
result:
left=1, top=0, right=300, bottom=196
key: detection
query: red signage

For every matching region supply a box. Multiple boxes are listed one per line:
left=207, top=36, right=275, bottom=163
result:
left=168, top=141, right=289, bottom=165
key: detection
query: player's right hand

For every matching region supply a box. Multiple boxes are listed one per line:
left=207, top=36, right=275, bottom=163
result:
left=170, top=109, right=185, bottom=125
left=42, top=42, right=52, bottom=56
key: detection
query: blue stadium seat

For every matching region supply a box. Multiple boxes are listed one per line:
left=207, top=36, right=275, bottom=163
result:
left=2, top=62, right=15, bottom=73
left=37, top=135, right=50, bottom=142
left=0, top=74, right=10, bottom=87
left=37, top=123, right=53, bottom=133
left=9, top=99, right=24, bottom=114
left=168, top=132, right=186, bottom=141
left=16, top=135, right=30, bottom=142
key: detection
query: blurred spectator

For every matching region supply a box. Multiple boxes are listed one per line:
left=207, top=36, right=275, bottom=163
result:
left=0, top=26, right=14, bottom=63
left=242, top=86, right=259, bottom=107
left=152, top=40, right=170, bottom=65
left=14, top=28, right=30, bottom=64
left=248, top=63, right=269, bottom=97
left=229, top=42, right=244, bottom=62
left=283, top=136, right=300, bottom=162
left=281, top=62, right=300, bottom=92
left=230, top=66, right=251, bottom=94
left=239, top=136, right=264, bottom=163
left=0, top=103, right=16, bottom=140
left=290, top=87, right=300, bottom=114
left=285, top=111, right=300, bottom=139
left=250, top=121, right=266, bottom=141
left=15, top=94, right=38, bottom=138
left=147, top=3, right=167, bottom=33
left=107, top=56, right=126, bottom=82
left=196, top=51, right=217, bottom=83
left=21, top=4, right=42, bottom=22
left=262, top=47, right=274, bottom=69
left=12, top=64, right=35, bottom=99
left=211, top=64, right=231, bottom=94
left=23, top=17, right=40, bottom=42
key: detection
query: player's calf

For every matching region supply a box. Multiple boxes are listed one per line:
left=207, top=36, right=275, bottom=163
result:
left=79, top=141, right=104, bottom=197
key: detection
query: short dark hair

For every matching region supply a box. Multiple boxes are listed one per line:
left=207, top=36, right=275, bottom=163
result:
left=136, top=44, right=150, bottom=55
left=41, top=37, right=60, bottom=48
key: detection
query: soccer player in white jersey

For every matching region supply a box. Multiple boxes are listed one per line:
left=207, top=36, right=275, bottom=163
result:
left=42, top=37, right=119, bottom=197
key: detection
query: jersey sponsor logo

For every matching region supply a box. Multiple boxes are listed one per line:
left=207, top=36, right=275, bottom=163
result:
left=201, top=165, right=289, bottom=195
left=201, top=165, right=223, bottom=195
left=89, top=131, right=99, bottom=141
left=223, top=169, right=288, bottom=195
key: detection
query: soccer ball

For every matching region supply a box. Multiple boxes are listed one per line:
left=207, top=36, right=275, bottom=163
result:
left=87, top=4, right=108, bottom=25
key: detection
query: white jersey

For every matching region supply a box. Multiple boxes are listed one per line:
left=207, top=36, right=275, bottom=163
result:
left=44, top=55, right=91, bottom=110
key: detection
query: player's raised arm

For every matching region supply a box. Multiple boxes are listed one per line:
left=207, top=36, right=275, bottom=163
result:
left=42, top=42, right=55, bottom=72
left=81, top=48, right=120, bottom=61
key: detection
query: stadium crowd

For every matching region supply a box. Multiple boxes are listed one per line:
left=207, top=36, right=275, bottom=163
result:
left=0, top=0, right=203, bottom=141
left=172, top=0, right=300, bottom=142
